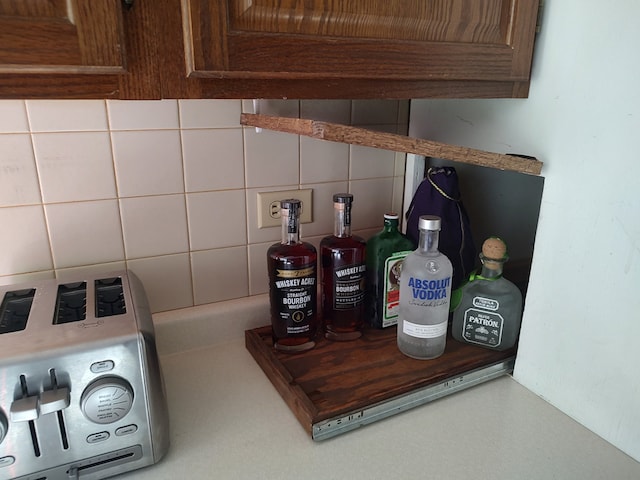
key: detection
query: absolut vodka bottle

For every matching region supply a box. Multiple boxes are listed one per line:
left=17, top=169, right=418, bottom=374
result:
left=452, top=237, right=523, bottom=351
left=397, top=215, right=453, bottom=359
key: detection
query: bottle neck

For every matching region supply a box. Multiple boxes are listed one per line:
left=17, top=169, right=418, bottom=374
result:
left=418, top=229, right=440, bottom=254
left=334, top=203, right=352, bottom=238
left=281, top=207, right=301, bottom=245
left=478, top=258, right=504, bottom=280
left=383, top=218, right=400, bottom=233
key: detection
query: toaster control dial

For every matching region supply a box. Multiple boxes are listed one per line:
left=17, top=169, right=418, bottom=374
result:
left=0, top=410, right=6, bottom=444
left=81, top=377, right=134, bottom=424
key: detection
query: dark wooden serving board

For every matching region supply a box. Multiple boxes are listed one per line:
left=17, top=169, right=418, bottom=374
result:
left=245, top=324, right=516, bottom=439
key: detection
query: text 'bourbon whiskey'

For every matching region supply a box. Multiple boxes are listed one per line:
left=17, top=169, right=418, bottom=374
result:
left=321, top=193, right=366, bottom=341
left=268, top=198, right=318, bottom=352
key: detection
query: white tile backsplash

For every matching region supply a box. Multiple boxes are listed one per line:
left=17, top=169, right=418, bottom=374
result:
left=0, top=134, right=41, bottom=206
left=300, top=137, right=349, bottom=184
left=120, top=195, right=189, bottom=258
left=179, top=99, right=242, bottom=128
left=300, top=100, right=352, bottom=123
left=243, top=128, right=299, bottom=188
left=107, top=100, right=179, bottom=130
left=0, top=205, right=52, bottom=276
left=33, top=131, right=116, bottom=203
left=186, top=190, right=247, bottom=250
left=182, top=128, right=245, bottom=192
left=191, top=246, right=249, bottom=304
left=27, top=100, right=108, bottom=132
left=349, top=177, right=395, bottom=231
left=112, top=130, right=184, bottom=196
left=0, top=100, right=29, bottom=132
left=0, top=99, right=408, bottom=312
left=128, top=253, right=193, bottom=312
left=349, top=144, right=397, bottom=179
left=46, top=200, right=124, bottom=268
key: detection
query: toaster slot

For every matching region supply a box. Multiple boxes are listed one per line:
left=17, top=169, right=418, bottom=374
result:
left=95, top=277, right=126, bottom=317
left=0, top=288, right=35, bottom=334
left=53, top=282, right=87, bottom=324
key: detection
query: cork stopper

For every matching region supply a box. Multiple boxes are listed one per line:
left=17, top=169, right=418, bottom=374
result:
left=481, top=237, right=508, bottom=270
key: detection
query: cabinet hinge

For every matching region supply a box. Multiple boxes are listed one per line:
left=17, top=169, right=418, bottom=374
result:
left=536, top=0, right=545, bottom=33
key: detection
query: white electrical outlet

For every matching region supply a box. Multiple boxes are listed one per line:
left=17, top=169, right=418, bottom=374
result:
left=257, top=189, right=313, bottom=228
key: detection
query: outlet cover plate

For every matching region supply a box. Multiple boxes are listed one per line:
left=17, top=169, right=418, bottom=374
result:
left=257, top=189, right=313, bottom=228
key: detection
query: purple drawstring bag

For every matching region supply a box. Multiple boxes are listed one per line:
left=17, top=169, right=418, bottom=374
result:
left=405, top=166, right=477, bottom=290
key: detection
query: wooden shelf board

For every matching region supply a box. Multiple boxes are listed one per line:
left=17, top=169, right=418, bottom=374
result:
left=240, top=113, right=542, bottom=176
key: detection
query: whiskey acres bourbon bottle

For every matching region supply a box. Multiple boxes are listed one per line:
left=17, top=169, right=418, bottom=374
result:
left=321, top=193, right=366, bottom=341
left=268, top=199, right=318, bottom=352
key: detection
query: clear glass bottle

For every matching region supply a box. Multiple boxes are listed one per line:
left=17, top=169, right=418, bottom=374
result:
left=452, top=237, right=523, bottom=351
left=321, top=193, right=366, bottom=341
left=366, top=213, right=415, bottom=329
left=267, top=199, right=318, bottom=352
left=397, top=215, right=453, bottom=359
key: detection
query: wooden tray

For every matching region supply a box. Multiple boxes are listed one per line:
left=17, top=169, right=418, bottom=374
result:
left=245, top=324, right=516, bottom=440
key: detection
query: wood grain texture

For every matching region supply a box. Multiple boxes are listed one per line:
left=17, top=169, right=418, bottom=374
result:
left=245, top=324, right=516, bottom=434
left=240, top=114, right=543, bottom=175
left=0, top=0, right=160, bottom=99
left=170, top=0, right=539, bottom=98
left=229, top=0, right=507, bottom=44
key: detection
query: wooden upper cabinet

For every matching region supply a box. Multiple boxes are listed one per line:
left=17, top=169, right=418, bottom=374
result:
left=0, top=0, right=160, bottom=99
left=163, top=0, right=540, bottom=99
left=0, top=0, right=125, bottom=74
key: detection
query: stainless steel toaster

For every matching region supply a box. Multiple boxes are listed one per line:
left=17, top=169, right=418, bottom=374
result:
left=0, top=270, right=169, bottom=480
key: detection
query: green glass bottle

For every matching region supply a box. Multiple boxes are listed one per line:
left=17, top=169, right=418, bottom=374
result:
left=452, top=237, right=523, bottom=351
left=366, top=213, right=416, bottom=328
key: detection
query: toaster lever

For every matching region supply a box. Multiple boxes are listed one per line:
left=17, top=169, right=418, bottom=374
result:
left=40, top=386, right=71, bottom=415
left=10, top=395, right=39, bottom=422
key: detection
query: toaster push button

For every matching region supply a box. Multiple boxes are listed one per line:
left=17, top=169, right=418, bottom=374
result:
left=40, top=387, right=70, bottom=415
left=0, top=456, right=15, bottom=468
left=86, top=431, right=110, bottom=443
left=115, top=424, right=138, bottom=436
left=90, top=360, right=115, bottom=374
left=10, top=396, right=39, bottom=422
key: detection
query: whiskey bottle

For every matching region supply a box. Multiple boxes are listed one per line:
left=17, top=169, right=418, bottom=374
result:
left=452, top=237, right=523, bottom=351
left=366, top=213, right=415, bottom=328
left=267, top=198, right=318, bottom=352
left=397, top=215, right=453, bottom=359
left=321, top=193, right=366, bottom=341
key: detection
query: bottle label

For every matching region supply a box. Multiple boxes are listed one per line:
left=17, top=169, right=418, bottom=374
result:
left=402, top=319, right=447, bottom=339
left=382, top=251, right=411, bottom=327
left=333, top=263, right=366, bottom=310
left=273, top=263, right=316, bottom=334
left=460, top=303, right=504, bottom=347
left=407, top=276, right=451, bottom=306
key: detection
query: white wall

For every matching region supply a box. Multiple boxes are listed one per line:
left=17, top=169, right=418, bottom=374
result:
left=409, top=0, right=640, bottom=462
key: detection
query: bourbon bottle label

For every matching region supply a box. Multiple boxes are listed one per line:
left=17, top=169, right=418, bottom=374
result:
left=332, top=263, right=366, bottom=310
left=273, top=263, right=317, bottom=335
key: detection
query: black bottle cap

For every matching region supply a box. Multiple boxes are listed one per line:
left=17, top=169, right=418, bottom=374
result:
left=333, top=193, right=353, bottom=204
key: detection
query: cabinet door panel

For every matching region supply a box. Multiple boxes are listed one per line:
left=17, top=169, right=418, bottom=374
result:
left=0, top=0, right=160, bottom=99
left=0, top=0, right=125, bottom=74
left=185, top=0, right=538, bottom=82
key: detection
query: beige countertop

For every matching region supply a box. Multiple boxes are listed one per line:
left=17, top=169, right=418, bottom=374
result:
left=116, top=295, right=640, bottom=480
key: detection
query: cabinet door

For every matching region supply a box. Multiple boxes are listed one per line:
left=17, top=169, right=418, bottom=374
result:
left=163, top=0, right=539, bottom=99
left=0, top=0, right=160, bottom=99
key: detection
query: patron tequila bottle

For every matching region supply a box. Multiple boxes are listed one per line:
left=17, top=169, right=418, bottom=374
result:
left=452, top=237, right=523, bottom=351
